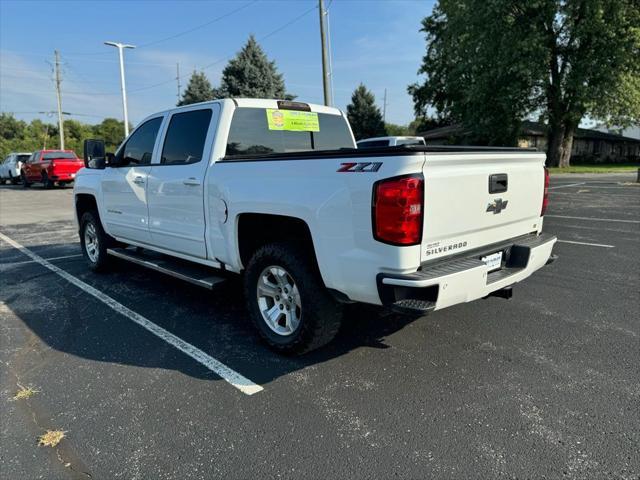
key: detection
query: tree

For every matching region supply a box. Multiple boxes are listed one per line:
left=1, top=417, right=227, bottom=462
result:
left=409, top=0, right=640, bottom=166
left=178, top=71, right=216, bottom=106
left=93, top=118, right=126, bottom=151
left=385, top=123, right=412, bottom=136
left=0, top=114, right=128, bottom=159
left=346, top=84, right=387, bottom=140
left=215, top=35, right=293, bottom=99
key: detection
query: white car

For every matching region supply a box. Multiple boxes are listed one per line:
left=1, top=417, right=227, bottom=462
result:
left=0, top=152, right=31, bottom=185
left=74, top=98, right=556, bottom=354
left=357, top=136, right=426, bottom=148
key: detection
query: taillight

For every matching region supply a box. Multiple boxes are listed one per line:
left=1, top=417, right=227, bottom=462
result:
left=541, top=167, right=550, bottom=216
left=373, top=174, right=424, bottom=245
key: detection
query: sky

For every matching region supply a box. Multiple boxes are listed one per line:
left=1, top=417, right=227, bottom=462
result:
left=0, top=0, right=435, bottom=128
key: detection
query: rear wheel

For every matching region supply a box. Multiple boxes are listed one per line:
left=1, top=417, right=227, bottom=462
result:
left=41, top=172, right=54, bottom=189
left=9, top=173, right=19, bottom=185
left=244, top=243, right=343, bottom=354
left=80, top=211, right=113, bottom=272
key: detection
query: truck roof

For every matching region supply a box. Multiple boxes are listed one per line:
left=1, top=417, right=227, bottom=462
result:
left=152, top=98, right=344, bottom=118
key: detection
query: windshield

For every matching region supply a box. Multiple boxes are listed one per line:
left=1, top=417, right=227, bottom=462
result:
left=43, top=152, right=77, bottom=160
left=226, top=108, right=355, bottom=157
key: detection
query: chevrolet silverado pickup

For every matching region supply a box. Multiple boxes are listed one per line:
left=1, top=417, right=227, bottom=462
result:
left=74, top=98, right=556, bottom=354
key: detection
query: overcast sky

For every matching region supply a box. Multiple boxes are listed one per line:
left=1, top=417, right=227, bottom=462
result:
left=0, top=0, right=434, bottom=127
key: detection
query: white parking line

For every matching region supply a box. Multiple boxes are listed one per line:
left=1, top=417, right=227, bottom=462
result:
left=0, top=253, right=82, bottom=267
left=548, top=182, right=585, bottom=190
left=545, top=214, right=640, bottom=224
left=0, top=231, right=264, bottom=396
left=557, top=239, right=614, bottom=248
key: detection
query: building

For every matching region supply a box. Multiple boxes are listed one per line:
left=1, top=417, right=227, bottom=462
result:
left=420, top=121, right=640, bottom=163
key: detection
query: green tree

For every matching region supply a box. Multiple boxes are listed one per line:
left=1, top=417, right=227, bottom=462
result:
left=216, top=35, right=293, bottom=99
left=93, top=118, right=126, bottom=151
left=346, top=84, right=387, bottom=140
left=409, top=0, right=640, bottom=166
left=385, top=123, right=411, bottom=136
left=178, top=71, right=216, bottom=106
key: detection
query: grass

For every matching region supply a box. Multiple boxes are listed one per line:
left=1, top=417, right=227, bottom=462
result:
left=548, top=163, right=640, bottom=174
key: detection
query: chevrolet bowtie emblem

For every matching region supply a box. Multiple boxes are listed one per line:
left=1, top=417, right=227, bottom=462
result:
left=487, top=198, right=508, bottom=214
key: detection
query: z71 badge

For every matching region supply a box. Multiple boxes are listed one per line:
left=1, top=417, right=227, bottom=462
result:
left=337, top=162, right=383, bottom=172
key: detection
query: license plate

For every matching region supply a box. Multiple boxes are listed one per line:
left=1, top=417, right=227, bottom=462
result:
left=482, top=251, right=503, bottom=272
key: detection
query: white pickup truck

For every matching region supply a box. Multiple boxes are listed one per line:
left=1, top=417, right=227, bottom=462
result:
left=75, top=98, right=556, bottom=354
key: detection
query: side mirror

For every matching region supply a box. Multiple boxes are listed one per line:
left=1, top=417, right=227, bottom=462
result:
left=83, top=139, right=106, bottom=169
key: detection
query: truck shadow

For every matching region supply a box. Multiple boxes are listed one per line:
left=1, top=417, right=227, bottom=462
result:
left=0, top=236, right=422, bottom=387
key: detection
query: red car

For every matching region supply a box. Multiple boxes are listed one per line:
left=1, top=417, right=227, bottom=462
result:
left=21, top=149, right=84, bottom=188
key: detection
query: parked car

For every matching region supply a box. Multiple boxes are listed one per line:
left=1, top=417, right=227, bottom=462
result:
left=0, top=152, right=31, bottom=185
left=357, top=136, right=426, bottom=148
left=21, top=149, right=84, bottom=188
left=74, top=98, right=556, bottom=354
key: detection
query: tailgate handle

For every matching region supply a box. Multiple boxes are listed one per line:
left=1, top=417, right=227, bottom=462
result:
left=489, top=174, right=508, bottom=193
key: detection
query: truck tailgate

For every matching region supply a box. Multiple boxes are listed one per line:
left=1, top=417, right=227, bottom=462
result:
left=51, top=159, right=83, bottom=175
left=421, top=152, right=546, bottom=263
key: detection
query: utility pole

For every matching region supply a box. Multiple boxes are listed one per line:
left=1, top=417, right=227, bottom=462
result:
left=54, top=50, right=64, bottom=150
left=105, top=41, right=135, bottom=137
left=383, top=88, right=388, bottom=123
left=176, top=62, right=181, bottom=104
left=318, top=0, right=332, bottom=106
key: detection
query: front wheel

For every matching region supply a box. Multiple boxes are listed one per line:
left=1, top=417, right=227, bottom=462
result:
left=79, top=211, right=112, bottom=272
left=244, top=243, right=343, bottom=355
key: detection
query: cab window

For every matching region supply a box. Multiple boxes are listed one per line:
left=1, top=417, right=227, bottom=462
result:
left=115, top=117, right=163, bottom=167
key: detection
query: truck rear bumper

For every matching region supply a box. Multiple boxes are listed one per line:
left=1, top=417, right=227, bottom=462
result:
left=378, top=233, right=557, bottom=312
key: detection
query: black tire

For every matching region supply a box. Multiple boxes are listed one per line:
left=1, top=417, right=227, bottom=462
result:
left=41, top=171, right=54, bottom=189
left=244, top=242, right=343, bottom=355
left=10, top=173, right=19, bottom=185
left=0, top=178, right=5, bottom=185
left=21, top=172, right=31, bottom=188
left=79, top=211, right=113, bottom=272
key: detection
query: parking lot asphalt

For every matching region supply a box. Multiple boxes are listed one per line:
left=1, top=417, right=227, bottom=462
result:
left=1, top=174, right=638, bottom=479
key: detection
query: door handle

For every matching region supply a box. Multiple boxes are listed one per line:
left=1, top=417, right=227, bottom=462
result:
left=183, top=177, right=201, bottom=186
left=133, top=176, right=145, bottom=185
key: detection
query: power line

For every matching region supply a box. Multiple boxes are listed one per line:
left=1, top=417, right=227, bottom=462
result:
left=128, top=3, right=318, bottom=94
left=30, top=1, right=258, bottom=57
left=3, top=4, right=317, bottom=97
left=137, top=1, right=258, bottom=48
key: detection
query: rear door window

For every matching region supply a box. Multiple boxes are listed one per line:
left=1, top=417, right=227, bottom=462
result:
left=160, top=109, right=213, bottom=165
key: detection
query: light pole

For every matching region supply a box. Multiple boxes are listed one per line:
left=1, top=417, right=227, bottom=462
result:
left=104, top=41, right=135, bottom=137
left=318, top=0, right=332, bottom=106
